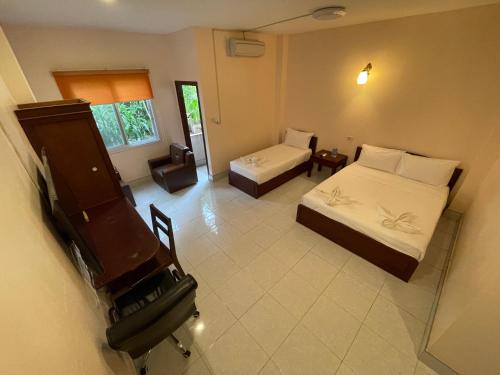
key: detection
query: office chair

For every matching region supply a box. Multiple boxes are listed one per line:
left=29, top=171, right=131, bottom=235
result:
left=106, top=205, right=199, bottom=374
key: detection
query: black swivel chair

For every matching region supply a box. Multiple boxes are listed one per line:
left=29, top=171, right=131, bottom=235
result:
left=106, top=205, right=199, bottom=375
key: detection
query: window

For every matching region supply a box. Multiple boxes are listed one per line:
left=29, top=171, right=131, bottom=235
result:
left=91, top=99, right=159, bottom=149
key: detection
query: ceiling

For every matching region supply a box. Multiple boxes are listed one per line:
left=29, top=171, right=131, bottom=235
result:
left=0, top=0, right=498, bottom=35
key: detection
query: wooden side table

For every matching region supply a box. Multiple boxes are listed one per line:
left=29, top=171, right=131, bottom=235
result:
left=308, top=150, right=348, bottom=177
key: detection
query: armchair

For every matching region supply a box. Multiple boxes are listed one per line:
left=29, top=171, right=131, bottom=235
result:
left=148, top=143, right=198, bottom=193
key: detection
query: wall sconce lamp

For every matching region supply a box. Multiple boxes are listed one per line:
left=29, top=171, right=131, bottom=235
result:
left=357, top=63, right=372, bottom=85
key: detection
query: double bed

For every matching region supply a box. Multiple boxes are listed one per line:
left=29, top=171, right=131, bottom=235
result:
left=229, top=134, right=317, bottom=198
left=297, top=146, right=462, bottom=281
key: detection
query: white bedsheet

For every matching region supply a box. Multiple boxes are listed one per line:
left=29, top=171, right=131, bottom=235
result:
left=301, top=163, right=449, bottom=261
left=230, top=144, right=312, bottom=184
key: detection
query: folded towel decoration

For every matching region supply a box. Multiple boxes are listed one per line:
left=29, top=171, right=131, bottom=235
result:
left=240, top=156, right=267, bottom=167
left=317, top=186, right=358, bottom=207
left=378, top=206, right=422, bottom=234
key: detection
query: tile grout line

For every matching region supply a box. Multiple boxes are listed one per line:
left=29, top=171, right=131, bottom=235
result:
left=265, top=255, right=347, bottom=373
left=137, top=178, right=452, bottom=375
left=334, top=273, right=388, bottom=374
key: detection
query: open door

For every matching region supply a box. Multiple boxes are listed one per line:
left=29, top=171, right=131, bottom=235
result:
left=174, top=81, right=208, bottom=172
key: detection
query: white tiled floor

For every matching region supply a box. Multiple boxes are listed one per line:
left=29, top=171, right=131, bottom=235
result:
left=131, top=166, right=457, bottom=375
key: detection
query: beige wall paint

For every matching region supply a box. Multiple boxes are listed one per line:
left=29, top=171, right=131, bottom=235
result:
left=3, top=24, right=282, bottom=179
left=427, top=124, right=500, bottom=375
left=0, top=28, right=134, bottom=375
left=3, top=25, right=200, bottom=182
left=282, top=4, right=500, bottom=210
left=194, top=29, right=281, bottom=175
left=0, top=26, right=39, bottom=178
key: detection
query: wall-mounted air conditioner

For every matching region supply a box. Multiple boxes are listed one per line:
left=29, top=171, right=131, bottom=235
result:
left=227, top=38, right=265, bottom=57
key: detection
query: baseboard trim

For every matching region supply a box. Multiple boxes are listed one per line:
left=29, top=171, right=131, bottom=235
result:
left=209, top=170, right=227, bottom=181
left=127, top=175, right=153, bottom=186
left=419, top=213, right=463, bottom=375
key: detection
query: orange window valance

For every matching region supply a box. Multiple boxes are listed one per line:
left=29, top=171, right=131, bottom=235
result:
left=52, top=69, right=153, bottom=105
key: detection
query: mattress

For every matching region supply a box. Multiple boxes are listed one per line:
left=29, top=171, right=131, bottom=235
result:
left=230, top=144, right=312, bottom=184
left=301, top=163, right=449, bottom=261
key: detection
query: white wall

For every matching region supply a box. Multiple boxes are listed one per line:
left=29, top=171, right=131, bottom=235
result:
left=3, top=25, right=284, bottom=179
left=0, top=26, right=134, bottom=375
left=191, top=133, right=207, bottom=166
left=0, top=26, right=38, bottom=177
left=194, top=29, right=282, bottom=175
left=3, top=25, right=201, bottom=182
left=427, top=123, right=500, bottom=374
left=281, top=4, right=500, bottom=211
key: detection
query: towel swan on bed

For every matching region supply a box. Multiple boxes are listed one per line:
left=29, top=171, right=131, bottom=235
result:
left=240, top=156, right=267, bottom=167
left=378, top=206, right=422, bottom=234
left=317, top=186, right=358, bottom=207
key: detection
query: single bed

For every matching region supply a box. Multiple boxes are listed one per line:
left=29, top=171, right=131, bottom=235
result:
left=296, top=146, right=462, bottom=281
left=229, top=136, right=317, bottom=198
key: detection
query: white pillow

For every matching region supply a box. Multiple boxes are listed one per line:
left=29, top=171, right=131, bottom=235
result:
left=357, top=144, right=404, bottom=173
left=283, top=128, right=314, bottom=150
left=396, top=153, right=460, bottom=187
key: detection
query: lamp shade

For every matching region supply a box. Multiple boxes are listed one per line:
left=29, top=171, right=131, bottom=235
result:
left=357, top=70, right=369, bottom=85
left=356, top=63, right=372, bottom=85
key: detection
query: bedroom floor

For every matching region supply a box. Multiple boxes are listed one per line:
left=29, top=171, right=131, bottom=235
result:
left=131, top=166, right=457, bottom=375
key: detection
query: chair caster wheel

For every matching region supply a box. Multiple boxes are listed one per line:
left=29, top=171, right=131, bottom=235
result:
left=183, top=350, right=191, bottom=358
left=140, top=366, right=148, bottom=375
left=193, top=311, right=200, bottom=318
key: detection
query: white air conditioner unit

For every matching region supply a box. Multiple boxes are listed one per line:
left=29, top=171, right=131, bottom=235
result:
left=227, top=38, right=265, bottom=57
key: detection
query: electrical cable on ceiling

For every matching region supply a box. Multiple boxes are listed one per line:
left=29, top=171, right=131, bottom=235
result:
left=209, top=6, right=346, bottom=125
left=249, top=12, right=312, bottom=31
left=248, top=6, right=346, bottom=31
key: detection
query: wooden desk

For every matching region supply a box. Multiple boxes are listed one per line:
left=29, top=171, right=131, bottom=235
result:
left=69, top=198, right=169, bottom=293
left=15, top=100, right=172, bottom=296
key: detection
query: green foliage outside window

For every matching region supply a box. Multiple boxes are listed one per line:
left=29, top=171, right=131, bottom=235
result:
left=117, top=101, right=155, bottom=143
left=91, top=99, right=157, bottom=149
left=181, top=85, right=201, bottom=132
left=91, top=104, right=125, bottom=148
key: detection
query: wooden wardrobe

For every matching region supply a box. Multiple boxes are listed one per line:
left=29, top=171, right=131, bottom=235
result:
left=15, top=99, right=167, bottom=294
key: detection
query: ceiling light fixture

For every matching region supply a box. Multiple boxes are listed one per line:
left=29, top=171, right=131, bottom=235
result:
left=312, top=7, right=347, bottom=21
left=250, top=5, right=346, bottom=31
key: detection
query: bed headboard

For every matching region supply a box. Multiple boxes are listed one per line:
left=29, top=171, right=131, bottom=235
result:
left=309, top=136, right=318, bottom=154
left=353, top=146, right=463, bottom=192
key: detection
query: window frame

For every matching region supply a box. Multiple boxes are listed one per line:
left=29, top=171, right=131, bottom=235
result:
left=92, top=99, right=160, bottom=153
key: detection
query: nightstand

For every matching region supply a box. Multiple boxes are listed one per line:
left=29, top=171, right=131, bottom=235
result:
left=308, top=150, right=348, bottom=177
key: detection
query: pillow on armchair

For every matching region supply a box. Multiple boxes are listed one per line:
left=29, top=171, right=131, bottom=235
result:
left=171, top=144, right=187, bottom=165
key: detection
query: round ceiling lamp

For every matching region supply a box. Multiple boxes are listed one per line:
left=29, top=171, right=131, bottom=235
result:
left=311, top=6, right=347, bottom=21
left=250, top=5, right=347, bottom=31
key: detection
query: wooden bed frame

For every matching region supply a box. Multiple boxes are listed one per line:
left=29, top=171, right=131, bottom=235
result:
left=229, top=136, right=317, bottom=198
left=296, top=146, right=463, bottom=282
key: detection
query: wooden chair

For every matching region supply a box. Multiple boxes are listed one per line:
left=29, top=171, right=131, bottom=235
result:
left=149, top=204, right=185, bottom=277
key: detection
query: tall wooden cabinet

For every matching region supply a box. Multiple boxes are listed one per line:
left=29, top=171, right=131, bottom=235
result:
left=15, top=99, right=165, bottom=294
left=15, top=99, right=123, bottom=216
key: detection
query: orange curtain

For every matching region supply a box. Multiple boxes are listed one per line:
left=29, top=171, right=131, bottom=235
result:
left=52, top=69, right=153, bottom=105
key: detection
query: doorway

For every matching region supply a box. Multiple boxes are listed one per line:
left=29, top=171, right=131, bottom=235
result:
left=175, top=81, right=208, bottom=176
